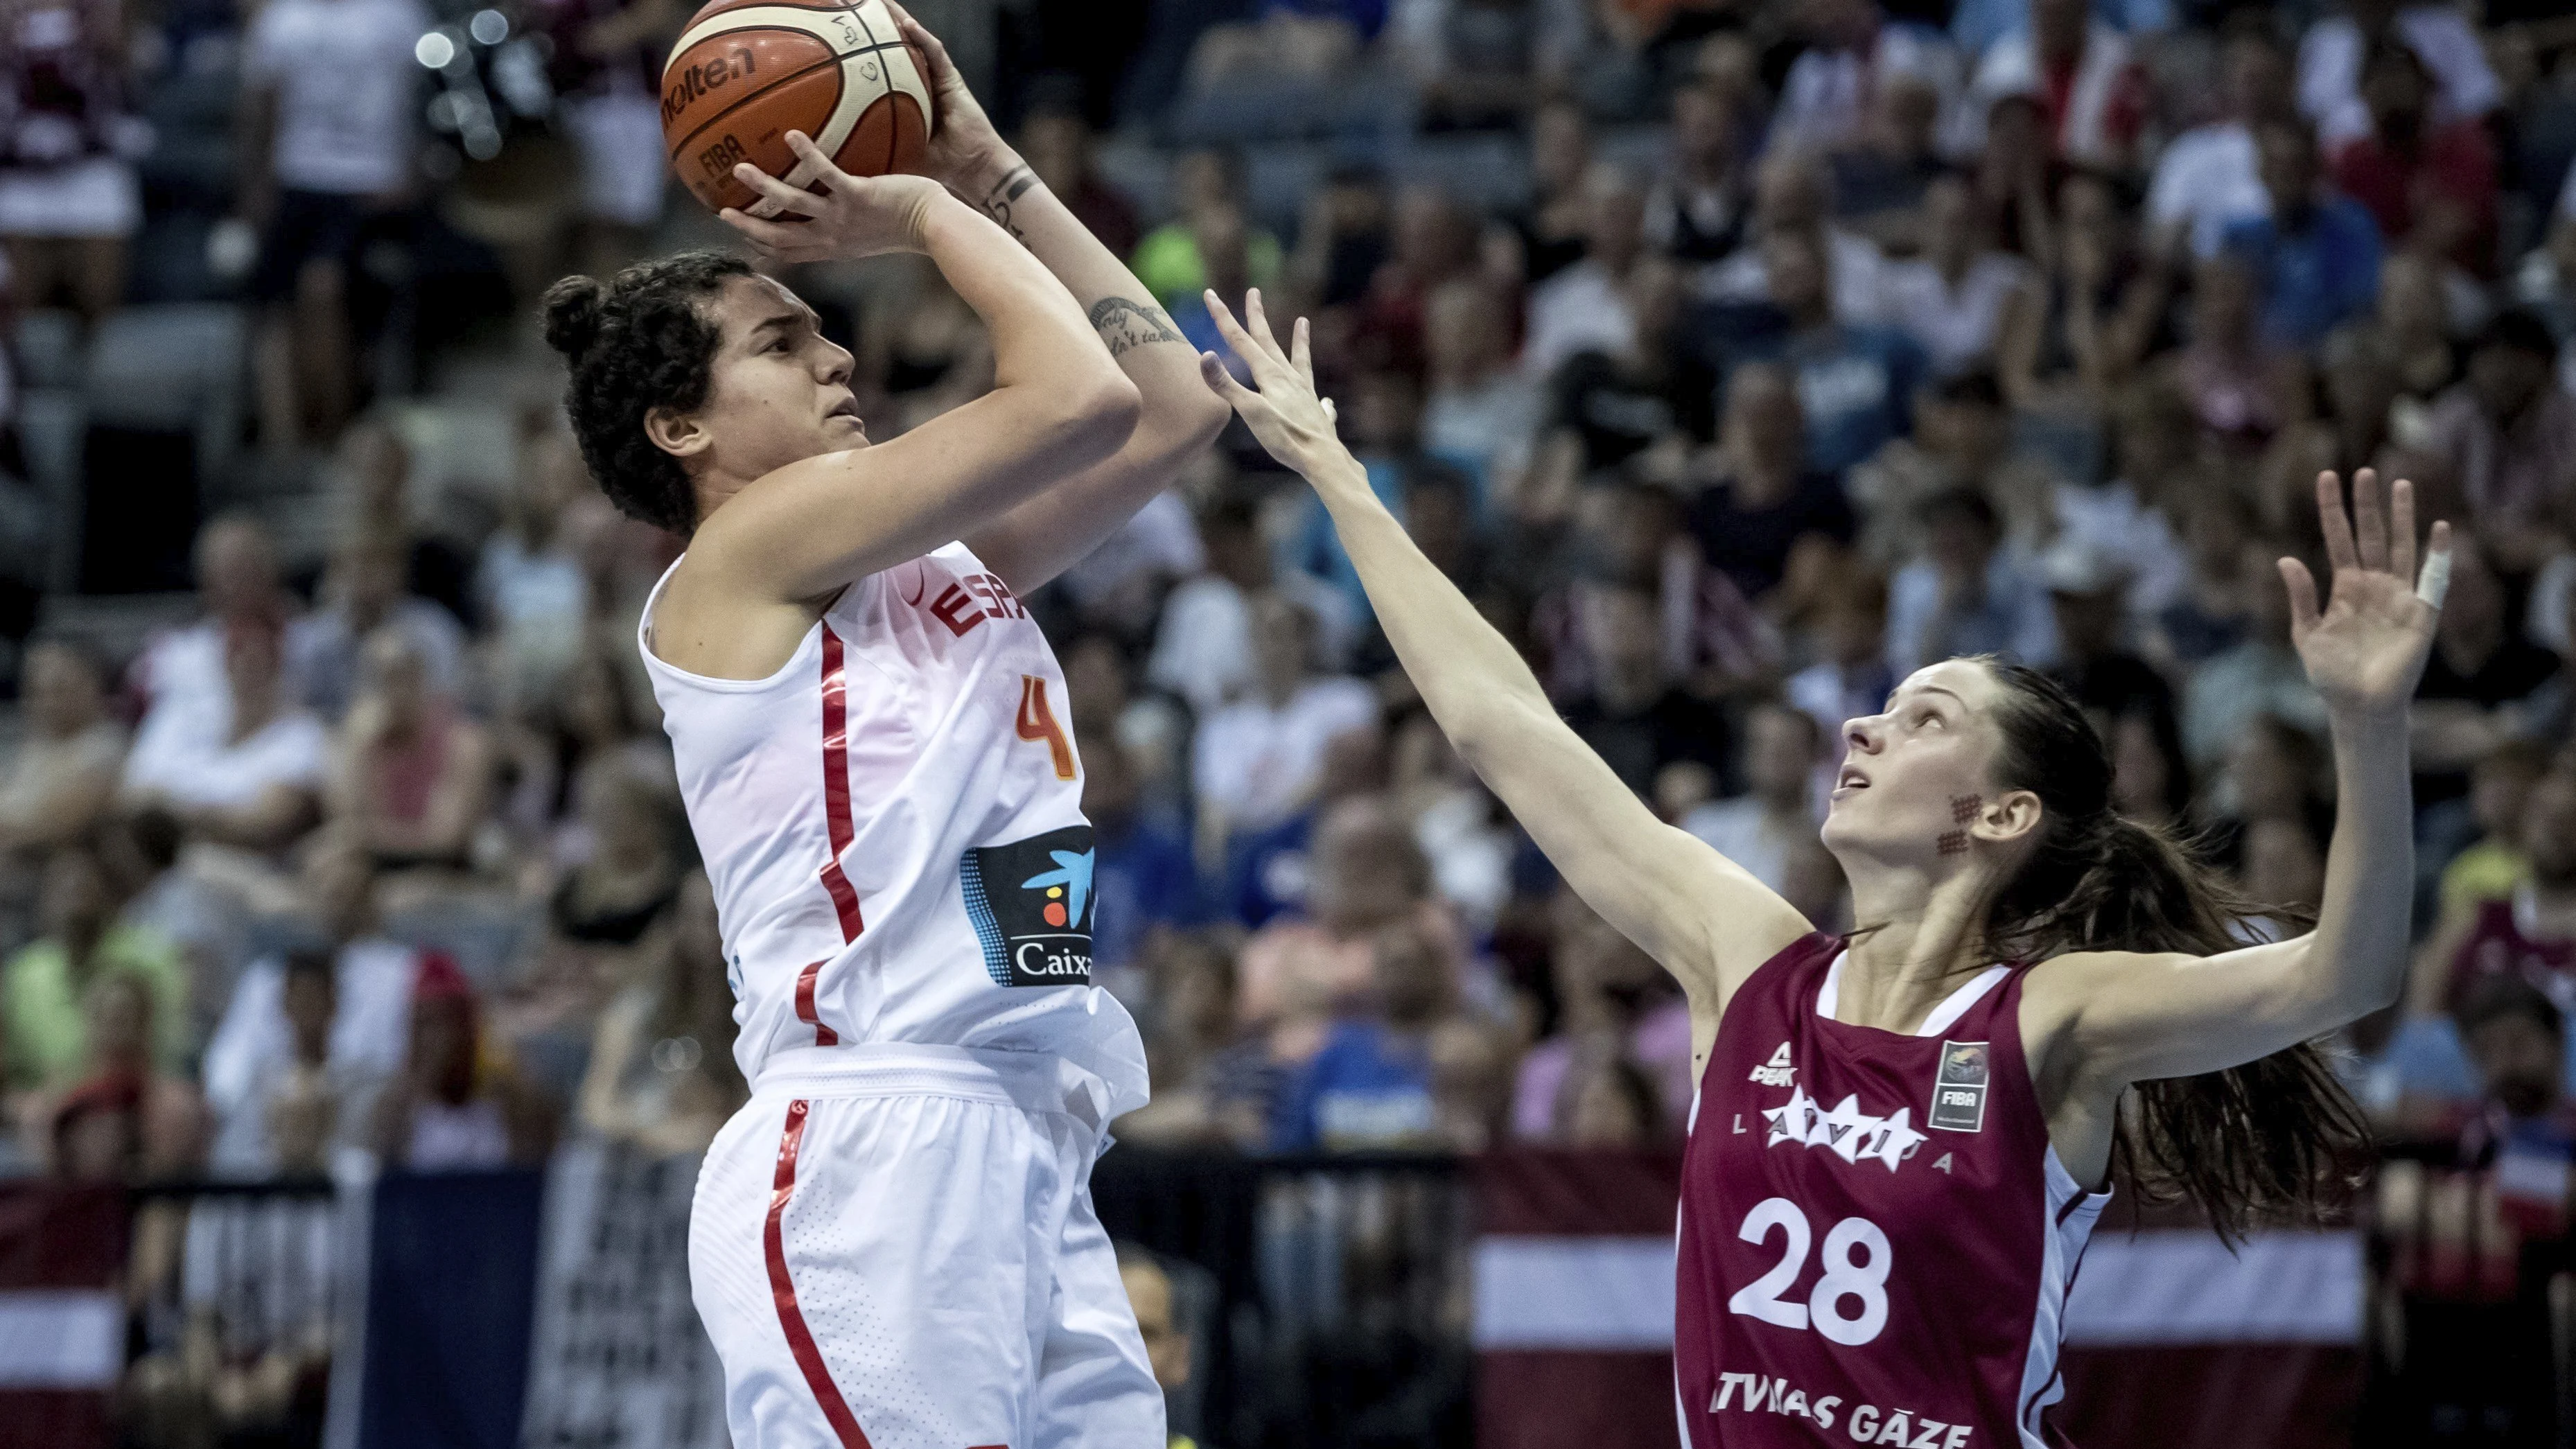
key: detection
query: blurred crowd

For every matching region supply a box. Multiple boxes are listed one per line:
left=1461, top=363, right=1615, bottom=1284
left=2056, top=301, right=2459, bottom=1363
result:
left=3, top=0, right=2576, bottom=1239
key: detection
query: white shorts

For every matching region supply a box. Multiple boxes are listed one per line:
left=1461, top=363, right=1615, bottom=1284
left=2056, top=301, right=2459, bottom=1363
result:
left=690, top=1043, right=1166, bottom=1449
left=563, top=92, right=667, bottom=228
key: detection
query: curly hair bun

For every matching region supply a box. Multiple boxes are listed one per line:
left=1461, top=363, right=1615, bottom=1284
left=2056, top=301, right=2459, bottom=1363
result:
left=541, top=275, right=608, bottom=361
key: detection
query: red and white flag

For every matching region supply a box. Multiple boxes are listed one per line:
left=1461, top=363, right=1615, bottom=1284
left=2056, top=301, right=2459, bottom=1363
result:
left=0, top=1184, right=130, bottom=1449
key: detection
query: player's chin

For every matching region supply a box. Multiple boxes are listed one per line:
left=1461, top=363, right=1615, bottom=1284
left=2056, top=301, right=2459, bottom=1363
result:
left=823, top=414, right=870, bottom=446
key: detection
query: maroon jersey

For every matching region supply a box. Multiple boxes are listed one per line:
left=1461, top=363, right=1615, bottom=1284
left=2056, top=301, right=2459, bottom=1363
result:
left=1676, top=933, right=2108, bottom=1447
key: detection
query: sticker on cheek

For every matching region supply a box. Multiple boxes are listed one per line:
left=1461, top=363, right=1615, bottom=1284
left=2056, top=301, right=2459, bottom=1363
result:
left=1950, top=794, right=1982, bottom=824
left=1937, top=829, right=1970, bottom=857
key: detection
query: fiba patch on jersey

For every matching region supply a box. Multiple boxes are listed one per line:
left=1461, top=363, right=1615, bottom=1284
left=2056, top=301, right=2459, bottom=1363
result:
left=1928, top=1039, right=1990, bottom=1132
left=959, top=825, right=1096, bottom=987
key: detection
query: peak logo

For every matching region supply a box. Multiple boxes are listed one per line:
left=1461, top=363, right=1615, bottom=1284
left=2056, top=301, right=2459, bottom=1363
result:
left=961, top=825, right=1096, bottom=987
left=1749, top=1042, right=1796, bottom=1087
left=1762, top=1086, right=1926, bottom=1173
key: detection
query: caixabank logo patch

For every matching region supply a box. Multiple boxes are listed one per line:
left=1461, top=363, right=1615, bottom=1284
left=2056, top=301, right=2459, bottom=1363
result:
left=961, top=825, right=1096, bottom=987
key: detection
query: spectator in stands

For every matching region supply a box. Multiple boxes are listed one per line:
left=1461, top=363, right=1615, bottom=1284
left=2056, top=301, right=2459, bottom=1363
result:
left=1706, top=148, right=1891, bottom=327
left=1744, top=227, right=1927, bottom=477
left=525, top=0, right=672, bottom=277
left=2415, top=766, right=2576, bottom=1034
left=1287, top=164, right=1392, bottom=319
left=37, top=973, right=204, bottom=1181
left=0, top=0, right=138, bottom=323
left=1421, top=278, right=1533, bottom=490
left=2367, top=252, right=2461, bottom=411
left=2410, top=536, right=2560, bottom=805
left=130, top=516, right=299, bottom=735
left=2067, top=382, right=2190, bottom=620
left=1830, top=72, right=1947, bottom=254
left=2455, top=976, right=2575, bottom=1213
left=1154, top=499, right=1322, bottom=717
left=577, top=872, right=744, bottom=1157
left=479, top=416, right=595, bottom=706
left=2043, top=539, right=2189, bottom=824
left=1185, top=0, right=1383, bottom=91
left=0, top=640, right=124, bottom=866
left=1191, top=594, right=1379, bottom=857
left=1544, top=254, right=1716, bottom=474
left=2223, top=116, right=2383, bottom=350
left=1968, top=0, right=2148, bottom=173
left=1884, top=486, right=2056, bottom=673
left=1848, top=368, right=2044, bottom=567
left=1681, top=701, right=1825, bottom=897
left=293, top=528, right=469, bottom=722
left=200, top=838, right=417, bottom=1148
left=1019, top=96, right=1142, bottom=264
left=2147, top=20, right=2293, bottom=260
left=326, top=629, right=495, bottom=874
left=1272, top=917, right=1467, bottom=1151
left=2329, top=42, right=2496, bottom=281
left=1556, top=579, right=1731, bottom=796
left=207, top=947, right=379, bottom=1176
left=1642, top=80, right=1749, bottom=264
left=1514, top=98, right=1593, bottom=286
left=1133, top=148, right=1281, bottom=310
left=2181, top=539, right=2327, bottom=769
left=1881, top=172, right=2038, bottom=379
left=3, top=841, right=185, bottom=1089
left=2437, top=740, right=2550, bottom=922
left=1385, top=0, right=1545, bottom=131
left=1773, top=0, right=1960, bottom=159
left=121, top=616, right=327, bottom=854
left=239, top=0, right=432, bottom=449
left=1087, top=738, right=1201, bottom=989
left=1287, top=367, right=1478, bottom=624
left=496, top=644, right=669, bottom=866
left=2421, top=310, right=2576, bottom=563
left=371, top=952, right=555, bottom=1170
left=1685, top=360, right=1855, bottom=599
left=2173, top=252, right=2296, bottom=448
left=1999, top=172, right=2168, bottom=410
left=507, top=759, right=690, bottom=1090
left=1115, top=1248, right=1202, bottom=1449
left=1234, top=797, right=1460, bottom=1049
left=2295, top=0, right=2499, bottom=149
left=1116, top=929, right=1250, bottom=1146
left=1512, top=891, right=1691, bottom=1139
left=1166, top=202, right=1262, bottom=383
left=1523, top=164, right=1647, bottom=379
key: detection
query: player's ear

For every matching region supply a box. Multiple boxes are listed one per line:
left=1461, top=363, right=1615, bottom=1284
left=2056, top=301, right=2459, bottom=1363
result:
left=1974, top=789, right=2044, bottom=848
left=645, top=405, right=713, bottom=462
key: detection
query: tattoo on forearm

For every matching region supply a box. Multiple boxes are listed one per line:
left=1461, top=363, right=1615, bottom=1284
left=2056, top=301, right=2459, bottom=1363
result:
left=979, top=164, right=1037, bottom=240
left=1089, top=296, right=1185, bottom=357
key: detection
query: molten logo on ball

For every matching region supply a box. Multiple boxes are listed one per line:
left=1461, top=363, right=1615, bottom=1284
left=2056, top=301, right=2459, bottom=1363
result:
left=658, top=0, right=934, bottom=216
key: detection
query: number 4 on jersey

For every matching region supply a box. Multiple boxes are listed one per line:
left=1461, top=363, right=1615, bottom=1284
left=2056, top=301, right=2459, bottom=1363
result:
left=1016, top=676, right=1078, bottom=780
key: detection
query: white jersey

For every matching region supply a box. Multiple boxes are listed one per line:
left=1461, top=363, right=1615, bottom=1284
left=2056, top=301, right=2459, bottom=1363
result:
left=640, top=543, right=1148, bottom=1116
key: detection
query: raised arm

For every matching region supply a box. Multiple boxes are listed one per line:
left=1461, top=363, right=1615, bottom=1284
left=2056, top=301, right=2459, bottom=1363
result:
left=2033, top=468, right=2448, bottom=1087
left=1194, top=292, right=1813, bottom=1003
left=670, top=145, right=1139, bottom=671
left=733, top=5, right=1230, bottom=597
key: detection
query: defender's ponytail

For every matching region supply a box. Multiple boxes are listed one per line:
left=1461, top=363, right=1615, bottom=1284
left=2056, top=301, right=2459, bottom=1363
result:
left=1981, top=662, right=2368, bottom=1242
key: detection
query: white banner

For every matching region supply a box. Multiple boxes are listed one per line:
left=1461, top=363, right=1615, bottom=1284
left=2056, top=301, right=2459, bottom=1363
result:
left=0, top=1288, right=123, bottom=1388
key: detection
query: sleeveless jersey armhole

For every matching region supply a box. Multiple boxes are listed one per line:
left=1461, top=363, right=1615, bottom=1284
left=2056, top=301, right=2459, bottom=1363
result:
left=637, top=554, right=855, bottom=694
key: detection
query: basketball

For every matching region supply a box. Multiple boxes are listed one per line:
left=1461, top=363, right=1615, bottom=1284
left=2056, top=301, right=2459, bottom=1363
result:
left=660, top=0, right=934, bottom=218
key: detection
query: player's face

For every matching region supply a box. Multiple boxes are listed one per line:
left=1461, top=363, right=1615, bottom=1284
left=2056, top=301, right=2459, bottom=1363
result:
left=687, top=276, right=865, bottom=480
left=1820, top=658, right=2011, bottom=866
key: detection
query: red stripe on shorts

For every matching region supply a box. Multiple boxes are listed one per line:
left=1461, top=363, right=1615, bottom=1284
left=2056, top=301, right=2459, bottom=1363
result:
left=817, top=626, right=864, bottom=942
left=766, top=1099, right=873, bottom=1448
left=793, top=960, right=837, bottom=1047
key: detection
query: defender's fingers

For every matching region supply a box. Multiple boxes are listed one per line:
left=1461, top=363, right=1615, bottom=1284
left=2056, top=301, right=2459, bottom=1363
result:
left=1291, top=315, right=1315, bottom=389
left=1241, top=288, right=1290, bottom=367
left=1198, top=351, right=1255, bottom=408
left=1321, top=396, right=1337, bottom=424
left=2351, top=466, right=2388, bottom=573
left=2417, top=520, right=2454, bottom=609
left=2315, top=471, right=2359, bottom=574
left=2279, top=556, right=2322, bottom=635
left=1200, top=292, right=1279, bottom=380
left=2391, top=475, right=2418, bottom=583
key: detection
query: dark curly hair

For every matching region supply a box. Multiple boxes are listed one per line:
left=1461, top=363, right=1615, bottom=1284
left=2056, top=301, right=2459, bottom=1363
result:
left=542, top=251, right=756, bottom=534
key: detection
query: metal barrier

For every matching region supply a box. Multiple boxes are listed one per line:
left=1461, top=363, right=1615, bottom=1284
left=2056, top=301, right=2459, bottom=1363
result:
left=1092, top=1150, right=1475, bottom=1449
left=122, top=1177, right=348, bottom=1449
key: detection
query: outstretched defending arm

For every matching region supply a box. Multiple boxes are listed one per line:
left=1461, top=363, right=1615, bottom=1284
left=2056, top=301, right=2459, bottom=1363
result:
left=1192, top=291, right=1812, bottom=1004
left=2034, top=468, right=2448, bottom=1087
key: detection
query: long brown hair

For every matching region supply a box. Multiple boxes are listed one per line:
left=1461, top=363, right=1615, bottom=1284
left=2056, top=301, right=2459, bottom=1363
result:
left=1979, top=661, right=2367, bottom=1242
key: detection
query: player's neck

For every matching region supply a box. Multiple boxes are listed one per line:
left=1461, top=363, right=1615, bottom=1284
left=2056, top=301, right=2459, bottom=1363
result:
left=1837, top=870, right=1999, bottom=1031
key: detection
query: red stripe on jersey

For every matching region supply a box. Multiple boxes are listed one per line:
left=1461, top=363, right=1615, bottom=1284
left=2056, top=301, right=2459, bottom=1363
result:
left=794, top=960, right=838, bottom=1047
left=765, top=1100, right=873, bottom=1448
left=817, top=626, right=864, bottom=942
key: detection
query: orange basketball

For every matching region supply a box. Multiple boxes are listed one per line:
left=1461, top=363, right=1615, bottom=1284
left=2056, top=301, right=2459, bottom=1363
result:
left=660, top=0, right=934, bottom=217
